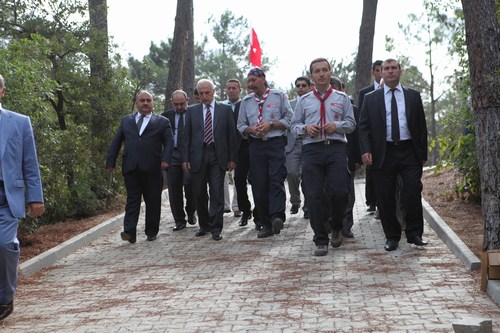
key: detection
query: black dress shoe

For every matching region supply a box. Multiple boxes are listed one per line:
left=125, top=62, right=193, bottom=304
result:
left=342, top=230, right=354, bottom=238
left=290, top=204, right=299, bottom=214
left=384, top=240, right=399, bottom=251
left=173, top=224, right=186, bottom=231
left=0, top=300, right=13, bottom=320
left=212, top=233, right=223, bottom=241
left=195, top=229, right=209, bottom=237
left=271, top=217, right=284, bottom=235
left=257, top=227, right=273, bottom=238
left=147, top=235, right=157, bottom=241
left=239, top=212, right=251, bottom=226
left=238, top=216, right=248, bottom=226
left=187, top=215, right=197, bottom=225
left=120, top=232, right=136, bottom=244
left=408, top=236, right=428, bottom=246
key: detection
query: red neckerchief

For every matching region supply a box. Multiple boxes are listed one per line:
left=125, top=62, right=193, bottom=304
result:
left=312, top=86, right=333, bottom=140
left=254, top=88, right=270, bottom=123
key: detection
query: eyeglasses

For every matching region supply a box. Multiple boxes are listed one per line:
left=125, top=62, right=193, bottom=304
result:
left=296, top=84, right=308, bottom=88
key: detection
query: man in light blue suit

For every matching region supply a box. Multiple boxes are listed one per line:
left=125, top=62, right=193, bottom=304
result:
left=0, top=74, right=45, bottom=320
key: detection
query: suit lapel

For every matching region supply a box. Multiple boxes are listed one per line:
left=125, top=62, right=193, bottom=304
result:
left=0, top=109, right=13, bottom=160
left=376, top=89, right=387, bottom=128
left=140, top=113, right=157, bottom=136
left=403, top=87, right=411, bottom=122
left=213, top=102, right=220, bottom=138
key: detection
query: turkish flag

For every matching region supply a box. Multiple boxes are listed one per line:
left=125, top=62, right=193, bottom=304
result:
left=249, top=28, right=262, bottom=67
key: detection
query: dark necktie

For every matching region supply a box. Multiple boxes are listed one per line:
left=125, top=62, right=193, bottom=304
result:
left=390, top=88, right=400, bottom=143
left=204, top=105, right=213, bottom=144
left=177, top=113, right=184, bottom=148
left=137, top=114, right=145, bottom=134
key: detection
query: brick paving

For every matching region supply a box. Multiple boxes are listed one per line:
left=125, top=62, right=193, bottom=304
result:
left=1, top=180, right=499, bottom=332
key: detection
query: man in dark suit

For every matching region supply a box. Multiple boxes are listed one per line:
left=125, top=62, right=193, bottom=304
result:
left=359, top=58, right=428, bottom=251
left=224, top=79, right=253, bottom=227
left=182, top=79, right=238, bottom=241
left=0, top=74, right=45, bottom=320
left=330, top=77, right=362, bottom=238
left=107, top=90, right=173, bottom=243
left=358, top=60, right=383, bottom=215
left=286, top=76, right=311, bottom=219
left=161, top=90, right=196, bottom=231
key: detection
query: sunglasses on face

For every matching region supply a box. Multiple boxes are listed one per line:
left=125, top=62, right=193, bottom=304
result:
left=296, top=84, right=308, bottom=88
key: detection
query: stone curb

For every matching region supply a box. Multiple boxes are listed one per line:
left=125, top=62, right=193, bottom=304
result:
left=422, top=198, right=480, bottom=271
left=19, top=212, right=125, bottom=277
left=422, top=197, right=500, bottom=306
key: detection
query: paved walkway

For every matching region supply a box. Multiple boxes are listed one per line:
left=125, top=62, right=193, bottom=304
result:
left=2, top=180, right=499, bottom=332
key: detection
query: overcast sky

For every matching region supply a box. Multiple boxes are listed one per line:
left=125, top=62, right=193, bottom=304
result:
left=107, top=0, right=456, bottom=90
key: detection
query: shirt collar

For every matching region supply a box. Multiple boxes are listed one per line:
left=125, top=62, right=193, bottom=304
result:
left=137, top=112, right=152, bottom=119
left=384, top=83, right=402, bottom=94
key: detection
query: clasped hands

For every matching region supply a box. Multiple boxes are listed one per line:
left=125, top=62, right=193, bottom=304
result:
left=306, top=122, right=337, bottom=137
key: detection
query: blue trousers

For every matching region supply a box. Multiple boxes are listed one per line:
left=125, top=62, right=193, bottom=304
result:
left=302, top=142, right=349, bottom=245
left=0, top=185, right=19, bottom=304
left=248, top=137, right=287, bottom=228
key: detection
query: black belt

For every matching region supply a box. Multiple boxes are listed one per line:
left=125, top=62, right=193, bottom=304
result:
left=203, top=142, right=215, bottom=149
left=311, top=139, right=344, bottom=145
left=387, top=140, right=412, bottom=146
left=250, top=136, right=283, bottom=142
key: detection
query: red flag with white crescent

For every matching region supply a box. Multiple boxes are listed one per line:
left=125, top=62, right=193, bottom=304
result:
left=249, top=28, right=262, bottom=67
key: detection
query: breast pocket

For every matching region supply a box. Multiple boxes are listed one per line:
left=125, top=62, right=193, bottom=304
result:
left=304, top=107, right=318, bottom=124
left=329, top=104, right=344, bottom=121
left=266, top=107, right=281, bottom=122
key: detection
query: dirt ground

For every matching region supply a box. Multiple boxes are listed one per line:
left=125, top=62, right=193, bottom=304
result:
left=17, top=168, right=484, bottom=263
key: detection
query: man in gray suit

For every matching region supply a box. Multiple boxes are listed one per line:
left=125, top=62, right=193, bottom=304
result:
left=286, top=76, right=311, bottom=218
left=0, top=74, right=45, bottom=320
left=182, top=79, right=238, bottom=241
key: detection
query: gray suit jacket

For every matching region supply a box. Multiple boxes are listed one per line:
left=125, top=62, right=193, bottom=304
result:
left=181, top=102, right=238, bottom=173
left=286, top=99, right=298, bottom=153
left=0, top=108, right=44, bottom=218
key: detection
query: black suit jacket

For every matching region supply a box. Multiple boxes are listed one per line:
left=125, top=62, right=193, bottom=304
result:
left=232, top=100, right=245, bottom=149
left=107, top=112, right=173, bottom=174
left=358, top=87, right=428, bottom=170
left=182, top=102, right=238, bottom=173
left=346, top=99, right=362, bottom=172
left=358, top=84, right=375, bottom=111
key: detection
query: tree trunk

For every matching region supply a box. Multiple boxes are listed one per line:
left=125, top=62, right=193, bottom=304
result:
left=354, top=0, right=378, bottom=107
left=88, top=0, right=110, bottom=151
left=165, top=0, right=194, bottom=111
left=461, top=0, right=500, bottom=250
left=182, top=2, right=195, bottom=103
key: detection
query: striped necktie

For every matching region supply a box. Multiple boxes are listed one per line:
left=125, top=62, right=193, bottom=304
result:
left=204, top=105, right=213, bottom=144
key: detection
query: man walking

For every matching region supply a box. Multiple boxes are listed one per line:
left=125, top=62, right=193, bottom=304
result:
left=107, top=91, right=173, bottom=243
left=182, top=79, right=238, bottom=241
left=291, top=58, right=355, bottom=256
left=358, top=58, right=428, bottom=251
left=162, top=90, right=197, bottom=231
left=238, top=68, right=293, bottom=238
left=0, top=74, right=45, bottom=320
